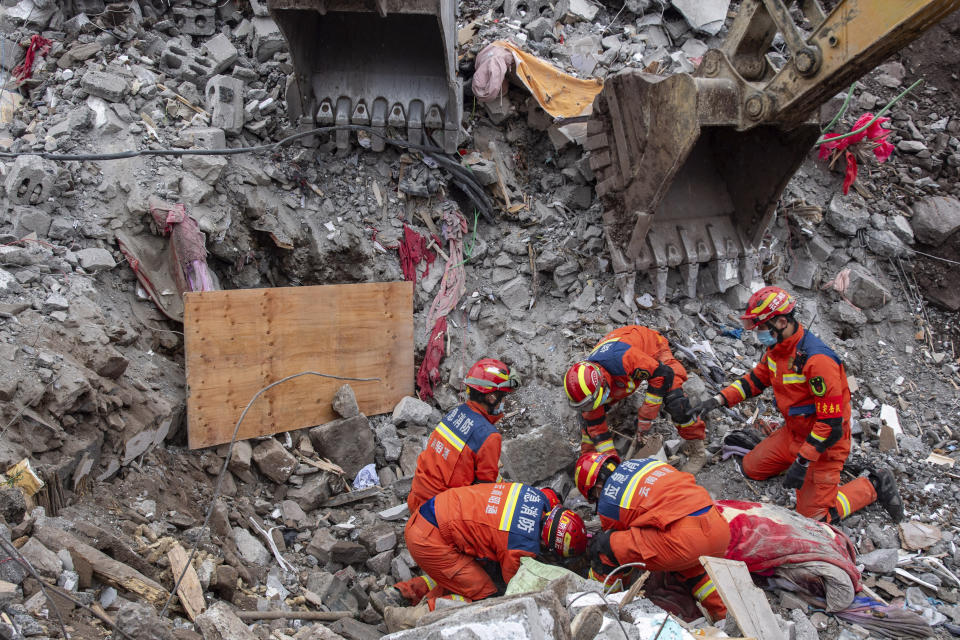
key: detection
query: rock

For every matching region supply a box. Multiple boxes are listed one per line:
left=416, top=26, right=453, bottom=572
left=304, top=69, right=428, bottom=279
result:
left=858, top=548, right=898, bottom=574
left=201, top=33, right=239, bottom=74
left=526, top=16, right=554, bottom=41
left=329, top=619, right=382, bottom=640
left=357, top=525, right=397, bottom=555
left=366, top=550, right=394, bottom=575
left=309, top=415, right=375, bottom=478
left=252, top=17, right=286, bottom=61
left=557, top=0, right=599, bottom=23
left=791, top=608, right=818, bottom=640
left=899, top=522, right=941, bottom=551
left=391, top=396, right=434, bottom=427
left=17, top=538, right=61, bottom=580
left=252, top=438, right=297, bottom=484
left=205, top=75, right=245, bottom=135
left=307, top=529, right=368, bottom=565
left=498, top=276, right=530, bottom=310
left=231, top=526, right=270, bottom=566
left=501, top=425, right=577, bottom=484
left=786, top=252, right=818, bottom=290
left=0, top=487, right=26, bottom=524
left=76, top=248, right=116, bottom=271
left=43, top=293, right=69, bottom=313
left=333, top=384, right=360, bottom=418
left=571, top=283, right=596, bottom=312
left=196, top=601, right=257, bottom=640
left=228, top=440, right=256, bottom=483
left=833, top=300, right=867, bottom=325
left=281, top=500, right=309, bottom=529
left=211, top=564, right=238, bottom=601
left=672, top=0, right=730, bottom=35
left=80, top=70, right=129, bottom=102
left=866, top=228, right=908, bottom=258
left=889, top=215, right=915, bottom=244
left=378, top=504, right=409, bottom=521
left=910, top=196, right=960, bottom=246
left=115, top=602, right=175, bottom=640
left=306, top=570, right=358, bottom=612
left=897, top=140, right=927, bottom=153
left=182, top=154, right=228, bottom=183
left=845, top=267, right=890, bottom=309
left=287, top=473, right=332, bottom=511
left=826, top=194, right=870, bottom=236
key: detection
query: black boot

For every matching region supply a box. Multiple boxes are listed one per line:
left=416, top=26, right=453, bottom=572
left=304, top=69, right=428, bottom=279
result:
left=869, top=468, right=905, bottom=523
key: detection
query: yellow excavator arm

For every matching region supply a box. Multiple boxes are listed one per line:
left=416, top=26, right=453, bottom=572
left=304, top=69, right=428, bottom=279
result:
left=588, top=0, right=960, bottom=304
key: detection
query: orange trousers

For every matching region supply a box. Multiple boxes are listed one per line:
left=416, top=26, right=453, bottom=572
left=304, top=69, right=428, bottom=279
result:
left=404, top=510, right=499, bottom=602
left=742, top=427, right=877, bottom=522
left=615, top=508, right=730, bottom=620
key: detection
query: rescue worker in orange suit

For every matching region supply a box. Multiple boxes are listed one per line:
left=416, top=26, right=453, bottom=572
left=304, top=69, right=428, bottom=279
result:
left=382, top=483, right=587, bottom=629
left=563, top=325, right=708, bottom=473
left=407, top=358, right=519, bottom=513
left=694, top=286, right=904, bottom=523
left=395, top=358, right=519, bottom=606
left=576, top=452, right=729, bottom=621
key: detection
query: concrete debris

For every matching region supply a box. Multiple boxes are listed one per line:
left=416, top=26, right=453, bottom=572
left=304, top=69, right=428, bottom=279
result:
left=910, top=196, right=960, bottom=246
left=672, top=0, right=731, bottom=35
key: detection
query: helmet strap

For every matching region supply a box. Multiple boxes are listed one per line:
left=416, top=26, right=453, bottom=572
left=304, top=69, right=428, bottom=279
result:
left=596, top=460, right=618, bottom=488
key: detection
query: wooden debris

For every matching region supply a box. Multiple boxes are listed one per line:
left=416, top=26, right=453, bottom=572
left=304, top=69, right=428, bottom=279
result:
left=620, top=570, right=649, bottom=607
left=168, top=543, right=206, bottom=621
left=878, top=424, right=898, bottom=452
left=700, top=556, right=787, bottom=640
left=34, top=525, right=169, bottom=606
left=322, top=486, right=381, bottom=507
left=157, top=83, right=208, bottom=115
left=925, top=452, right=955, bottom=467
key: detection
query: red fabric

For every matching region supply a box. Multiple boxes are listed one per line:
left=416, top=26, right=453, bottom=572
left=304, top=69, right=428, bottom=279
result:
left=13, top=35, right=51, bottom=83
left=398, top=224, right=435, bottom=283
left=150, top=202, right=213, bottom=292
left=717, top=499, right=861, bottom=593
left=817, top=113, right=894, bottom=194
left=415, top=316, right=446, bottom=399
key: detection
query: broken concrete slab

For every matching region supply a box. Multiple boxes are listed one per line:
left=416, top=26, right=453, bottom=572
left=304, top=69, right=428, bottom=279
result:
left=76, top=248, right=117, bottom=271
left=80, top=70, right=130, bottom=103
left=309, top=415, right=375, bottom=478
left=672, top=0, right=731, bottom=36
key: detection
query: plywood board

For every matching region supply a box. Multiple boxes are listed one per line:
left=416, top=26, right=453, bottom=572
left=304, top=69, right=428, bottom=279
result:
left=700, top=556, right=786, bottom=640
left=185, top=282, right=413, bottom=449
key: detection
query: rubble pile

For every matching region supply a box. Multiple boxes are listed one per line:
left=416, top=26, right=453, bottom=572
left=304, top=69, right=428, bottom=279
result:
left=0, top=0, right=959, bottom=639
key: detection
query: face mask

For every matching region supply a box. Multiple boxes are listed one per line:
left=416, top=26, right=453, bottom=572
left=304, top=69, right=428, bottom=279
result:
left=490, top=399, right=506, bottom=415
left=757, top=329, right=778, bottom=346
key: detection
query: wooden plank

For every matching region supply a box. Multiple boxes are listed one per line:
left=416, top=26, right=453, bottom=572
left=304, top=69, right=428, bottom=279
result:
left=700, top=556, right=787, bottom=640
left=34, top=526, right=169, bottom=606
left=168, top=543, right=206, bottom=621
left=184, top=282, right=414, bottom=449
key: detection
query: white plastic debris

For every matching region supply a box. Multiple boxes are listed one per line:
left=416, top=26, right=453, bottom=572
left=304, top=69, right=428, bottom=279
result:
left=353, top=463, right=380, bottom=490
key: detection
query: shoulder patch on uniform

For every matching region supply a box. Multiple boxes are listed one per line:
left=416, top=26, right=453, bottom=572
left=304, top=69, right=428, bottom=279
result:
left=809, top=376, right=827, bottom=397
left=631, top=368, right=649, bottom=381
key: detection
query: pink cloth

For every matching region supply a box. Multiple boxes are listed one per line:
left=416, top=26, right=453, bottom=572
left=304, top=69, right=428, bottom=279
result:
left=472, top=44, right=515, bottom=101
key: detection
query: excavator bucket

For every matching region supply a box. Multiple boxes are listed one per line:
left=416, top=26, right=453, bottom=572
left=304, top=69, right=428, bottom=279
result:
left=589, top=0, right=960, bottom=303
left=268, top=0, right=462, bottom=153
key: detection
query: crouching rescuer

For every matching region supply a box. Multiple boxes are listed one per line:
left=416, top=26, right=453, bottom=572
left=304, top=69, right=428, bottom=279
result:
left=575, top=452, right=730, bottom=621
left=563, top=325, right=708, bottom=473
left=379, top=483, right=586, bottom=629
left=696, top=286, right=904, bottom=524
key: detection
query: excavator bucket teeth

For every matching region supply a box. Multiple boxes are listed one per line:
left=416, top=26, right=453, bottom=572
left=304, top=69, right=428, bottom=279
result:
left=590, top=69, right=819, bottom=301
left=268, top=0, right=462, bottom=153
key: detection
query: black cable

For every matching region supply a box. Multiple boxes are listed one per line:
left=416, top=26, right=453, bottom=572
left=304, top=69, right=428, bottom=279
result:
left=0, top=125, right=496, bottom=222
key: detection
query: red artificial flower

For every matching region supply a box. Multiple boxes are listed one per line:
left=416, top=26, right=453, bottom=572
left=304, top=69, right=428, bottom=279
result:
left=818, top=112, right=894, bottom=194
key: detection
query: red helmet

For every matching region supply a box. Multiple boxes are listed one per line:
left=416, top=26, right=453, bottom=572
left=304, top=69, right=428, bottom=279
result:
left=575, top=451, right=621, bottom=499
left=539, top=487, right=561, bottom=510
left=564, top=361, right=608, bottom=410
left=541, top=506, right=587, bottom=558
left=464, top=358, right=519, bottom=393
left=740, top=286, right=796, bottom=330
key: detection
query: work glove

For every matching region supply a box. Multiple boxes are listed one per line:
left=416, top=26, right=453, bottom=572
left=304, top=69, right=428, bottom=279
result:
left=693, top=394, right=725, bottom=418
left=783, top=456, right=810, bottom=490
left=587, top=530, right=618, bottom=575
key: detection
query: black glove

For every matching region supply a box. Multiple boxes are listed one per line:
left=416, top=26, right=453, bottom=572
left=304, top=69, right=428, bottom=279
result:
left=587, top=530, right=617, bottom=574
left=783, top=456, right=810, bottom=489
left=693, top=394, right=724, bottom=418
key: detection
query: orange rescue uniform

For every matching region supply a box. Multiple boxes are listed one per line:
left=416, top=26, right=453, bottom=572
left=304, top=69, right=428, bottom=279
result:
left=596, top=458, right=729, bottom=619
left=719, top=326, right=877, bottom=522
left=404, top=483, right=549, bottom=602
left=407, top=401, right=502, bottom=512
left=579, top=326, right=702, bottom=456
